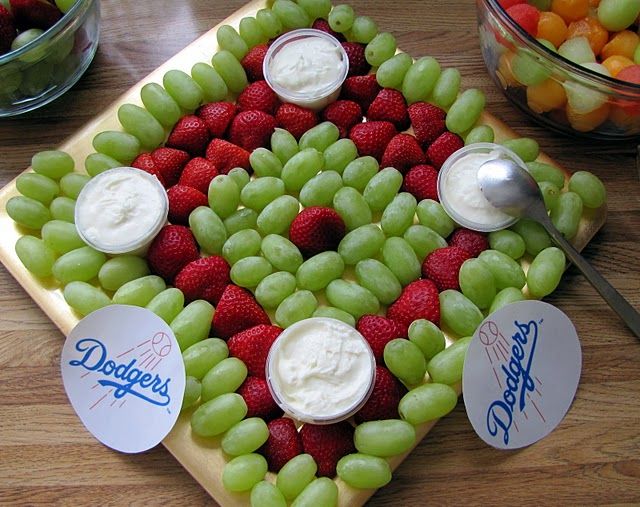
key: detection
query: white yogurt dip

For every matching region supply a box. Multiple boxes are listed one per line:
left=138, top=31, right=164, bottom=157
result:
left=75, top=167, right=168, bottom=255
left=266, top=317, right=375, bottom=424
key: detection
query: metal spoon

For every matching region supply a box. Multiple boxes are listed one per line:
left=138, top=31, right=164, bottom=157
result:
left=478, top=157, right=640, bottom=339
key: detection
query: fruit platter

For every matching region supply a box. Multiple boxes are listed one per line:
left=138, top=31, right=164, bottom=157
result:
left=0, top=0, right=611, bottom=505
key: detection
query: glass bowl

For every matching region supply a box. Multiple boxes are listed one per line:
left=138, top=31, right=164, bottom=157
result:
left=0, top=0, right=100, bottom=117
left=476, top=0, right=640, bottom=140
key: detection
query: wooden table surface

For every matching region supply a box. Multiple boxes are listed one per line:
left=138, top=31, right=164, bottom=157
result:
left=1, top=0, right=639, bottom=505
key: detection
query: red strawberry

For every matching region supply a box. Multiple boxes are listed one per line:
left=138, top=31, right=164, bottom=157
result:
left=356, top=315, right=406, bottom=363
left=213, top=284, right=271, bottom=339
left=387, top=279, right=440, bottom=330
left=349, top=121, right=397, bottom=161
left=0, top=5, right=16, bottom=54
left=178, top=157, right=218, bottom=194
left=147, top=225, right=200, bottom=282
left=426, top=131, right=464, bottom=169
left=506, top=3, right=540, bottom=37
left=341, top=74, right=381, bottom=111
left=237, top=80, right=280, bottom=115
left=342, top=42, right=370, bottom=77
left=166, top=184, right=208, bottom=224
left=196, top=101, right=237, bottom=138
left=289, top=206, right=346, bottom=258
left=408, top=102, right=447, bottom=148
left=367, top=88, right=409, bottom=130
left=150, top=147, right=190, bottom=187
left=131, top=153, right=166, bottom=187
left=355, top=365, right=407, bottom=423
left=205, top=139, right=251, bottom=174
left=261, top=417, right=303, bottom=472
left=321, top=100, right=362, bottom=138
left=9, top=0, right=61, bottom=30
left=275, top=103, right=318, bottom=139
left=380, top=133, right=426, bottom=173
left=227, top=324, right=283, bottom=378
left=241, top=43, right=268, bottom=82
left=300, top=422, right=355, bottom=477
left=449, top=228, right=489, bottom=258
left=228, top=110, right=276, bottom=151
left=311, top=18, right=344, bottom=41
left=237, top=376, right=282, bottom=421
left=402, top=164, right=439, bottom=201
left=166, top=115, right=210, bottom=156
left=422, top=246, right=471, bottom=291
left=173, top=256, right=230, bottom=305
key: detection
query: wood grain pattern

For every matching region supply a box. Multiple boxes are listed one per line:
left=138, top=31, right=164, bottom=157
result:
left=0, top=0, right=639, bottom=505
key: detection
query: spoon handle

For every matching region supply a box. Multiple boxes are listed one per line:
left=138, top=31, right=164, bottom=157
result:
left=543, top=221, right=640, bottom=339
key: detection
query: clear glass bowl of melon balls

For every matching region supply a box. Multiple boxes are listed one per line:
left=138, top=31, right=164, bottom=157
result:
left=477, top=0, right=640, bottom=139
left=0, top=0, right=100, bottom=117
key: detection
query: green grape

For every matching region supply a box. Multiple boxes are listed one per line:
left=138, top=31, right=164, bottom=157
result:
left=558, top=36, right=595, bottom=64
left=201, top=357, right=248, bottom=401
left=250, top=148, right=283, bottom=177
left=41, top=219, right=83, bottom=254
left=191, top=393, right=247, bottom=437
left=403, top=224, right=447, bottom=262
left=299, top=170, right=343, bottom=207
left=333, top=186, right=372, bottom=230
left=241, top=177, right=285, bottom=212
left=255, top=271, right=297, bottom=309
left=230, top=256, right=273, bottom=288
left=228, top=167, right=251, bottom=191
left=426, top=336, right=472, bottom=385
left=382, top=237, right=421, bottom=286
left=0, top=62, right=21, bottom=95
left=408, top=319, right=445, bottom=360
left=59, top=173, right=90, bottom=200
left=489, top=287, right=525, bottom=314
left=416, top=199, right=454, bottom=238
left=163, top=69, right=204, bottom=111
left=281, top=148, right=324, bottom=192
left=84, top=153, right=121, bottom=177
left=529, top=0, right=551, bottom=8
left=140, top=82, right=182, bottom=128
left=539, top=181, right=561, bottom=212
left=182, top=376, right=202, bottom=411
left=217, top=25, right=249, bottom=60
left=439, top=290, right=483, bottom=337
left=446, top=88, right=486, bottom=134
left=598, top=0, right=640, bottom=31
left=376, top=53, right=413, bottom=90
left=465, top=124, right=495, bottom=145
left=224, top=208, right=258, bottom=236
left=191, top=63, right=229, bottom=103
left=478, top=249, right=526, bottom=290
left=328, top=4, right=355, bottom=33
left=355, top=258, right=402, bottom=305
left=256, top=8, right=284, bottom=39
left=272, top=0, right=311, bottom=29
left=298, top=122, right=340, bottom=152
left=398, top=382, right=458, bottom=424
left=12, top=28, right=45, bottom=62
left=431, top=67, right=461, bottom=109
left=354, top=419, right=416, bottom=457
left=257, top=195, right=300, bottom=236
left=189, top=206, right=227, bottom=255
left=501, top=137, right=539, bottom=163
left=276, top=453, right=317, bottom=500
left=297, top=0, right=331, bottom=19
left=343, top=156, right=379, bottom=192
left=384, top=338, right=427, bottom=386
left=365, top=32, right=397, bottom=67
left=31, top=150, right=74, bottom=180
left=511, top=49, right=550, bottom=86
left=16, top=173, right=59, bottom=205
left=271, top=128, right=299, bottom=164
left=510, top=219, right=552, bottom=256
left=92, top=131, right=140, bottom=165
left=312, top=306, right=356, bottom=327
left=349, top=15, right=378, bottom=44
left=208, top=174, right=240, bottom=219
left=338, top=224, right=385, bottom=265
left=112, top=275, right=165, bottom=306
left=51, top=246, right=106, bottom=284
left=526, top=161, right=565, bottom=188
left=117, top=103, right=165, bottom=150
left=146, top=288, right=185, bottom=324
left=222, top=229, right=262, bottom=265
left=325, top=279, right=379, bottom=319
left=170, top=300, right=214, bottom=351
left=97, top=256, right=149, bottom=291
left=402, top=56, right=441, bottom=104
left=381, top=192, right=417, bottom=237
left=7, top=195, right=51, bottom=230
left=260, top=234, right=303, bottom=273
left=458, top=258, right=496, bottom=310
left=323, top=138, right=358, bottom=173
left=275, top=290, right=318, bottom=328
left=550, top=191, right=583, bottom=239
left=297, top=251, right=345, bottom=291
left=527, top=246, right=566, bottom=299
left=55, top=0, right=76, bottom=13
left=488, top=229, right=526, bottom=259
left=15, top=235, right=56, bottom=278
left=568, top=171, right=606, bottom=209
left=291, top=477, right=338, bottom=507
left=49, top=196, right=75, bottom=223
left=182, top=338, right=228, bottom=380
left=221, top=417, right=269, bottom=456
left=336, top=453, right=392, bottom=489
left=251, top=481, right=287, bottom=507
left=211, top=50, right=249, bottom=94
left=63, top=281, right=111, bottom=317
left=20, top=60, right=52, bottom=94
left=239, top=17, right=267, bottom=49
